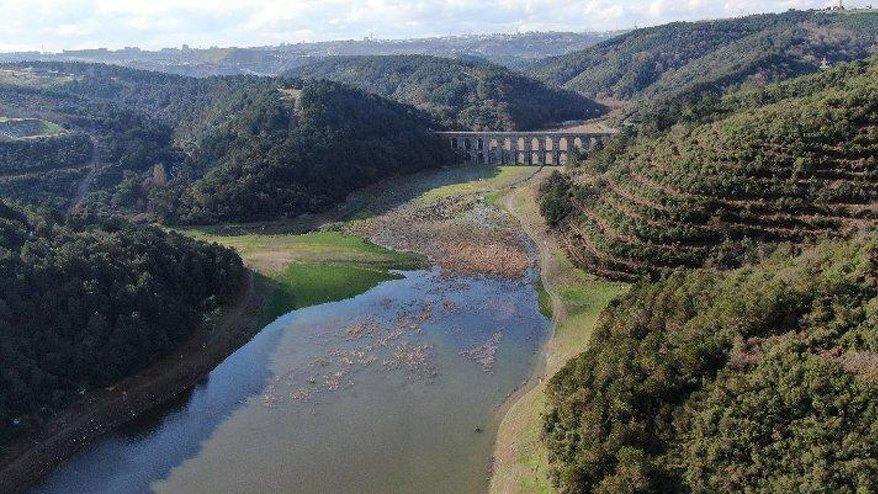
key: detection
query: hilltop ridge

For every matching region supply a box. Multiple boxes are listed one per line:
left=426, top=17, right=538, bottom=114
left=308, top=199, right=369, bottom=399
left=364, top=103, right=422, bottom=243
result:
left=285, top=54, right=606, bottom=130
left=529, top=9, right=878, bottom=128
left=0, top=62, right=452, bottom=222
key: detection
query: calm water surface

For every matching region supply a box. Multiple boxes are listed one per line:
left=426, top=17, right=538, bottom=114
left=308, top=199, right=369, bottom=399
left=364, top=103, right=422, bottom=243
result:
left=33, top=268, right=549, bottom=494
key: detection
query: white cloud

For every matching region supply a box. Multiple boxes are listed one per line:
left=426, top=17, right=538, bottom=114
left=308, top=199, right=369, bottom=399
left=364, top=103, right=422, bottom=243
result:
left=0, top=0, right=864, bottom=52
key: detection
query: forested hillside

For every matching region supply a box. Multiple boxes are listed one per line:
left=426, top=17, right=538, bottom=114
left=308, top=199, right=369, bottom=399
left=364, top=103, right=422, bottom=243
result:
left=0, top=201, right=246, bottom=447
left=165, top=79, right=452, bottom=223
left=544, top=233, right=878, bottom=493
left=0, top=62, right=452, bottom=222
left=285, top=55, right=605, bottom=130
left=529, top=10, right=878, bottom=128
left=540, top=56, right=878, bottom=281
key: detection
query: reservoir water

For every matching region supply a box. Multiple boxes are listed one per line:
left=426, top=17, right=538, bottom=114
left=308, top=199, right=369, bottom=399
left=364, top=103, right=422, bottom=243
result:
left=32, top=268, right=549, bottom=494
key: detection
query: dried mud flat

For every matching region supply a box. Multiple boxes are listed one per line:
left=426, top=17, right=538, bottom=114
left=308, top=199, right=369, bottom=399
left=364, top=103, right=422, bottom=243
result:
left=343, top=170, right=538, bottom=280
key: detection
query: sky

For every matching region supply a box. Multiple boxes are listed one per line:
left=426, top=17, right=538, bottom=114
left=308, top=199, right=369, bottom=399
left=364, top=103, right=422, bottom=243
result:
left=0, top=0, right=872, bottom=52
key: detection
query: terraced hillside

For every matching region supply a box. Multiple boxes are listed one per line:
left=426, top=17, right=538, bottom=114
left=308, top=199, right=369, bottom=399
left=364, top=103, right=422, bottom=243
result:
left=540, top=57, right=878, bottom=281
left=528, top=10, right=878, bottom=128
left=544, top=233, right=878, bottom=492
left=0, top=131, right=95, bottom=206
left=285, top=55, right=606, bottom=130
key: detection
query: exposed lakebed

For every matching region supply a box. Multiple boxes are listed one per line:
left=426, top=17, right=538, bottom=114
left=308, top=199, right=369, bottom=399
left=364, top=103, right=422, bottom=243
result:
left=32, top=268, right=549, bottom=494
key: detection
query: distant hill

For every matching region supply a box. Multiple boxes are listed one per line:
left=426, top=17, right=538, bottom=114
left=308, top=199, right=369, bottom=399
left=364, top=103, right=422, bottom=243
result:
left=284, top=55, right=606, bottom=131
left=529, top=10, right=878, bottom=127
left=539, top=56, right=878, bottom=280
left=0, top=62, right=452, bottom=222
left=0, top=31, right=621, bottom=76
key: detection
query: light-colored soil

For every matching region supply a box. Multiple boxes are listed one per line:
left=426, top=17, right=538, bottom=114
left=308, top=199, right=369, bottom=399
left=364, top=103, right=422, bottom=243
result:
left=344, top=166, right=543, bottom=278
left=489, top=168, right=626, bottom=494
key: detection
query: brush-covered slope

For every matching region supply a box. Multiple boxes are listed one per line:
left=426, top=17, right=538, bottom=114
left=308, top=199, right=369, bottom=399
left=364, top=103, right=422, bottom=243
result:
left=540, top=57, right=878, bottom=281
left=0, top=62, right=452, bottom=222
left=0, top=201, right=245, bottom=444
left=529, top=10, right=878, bottom=127
left=285, top=55, right=606, bottom=130
left=544, top=233, right=878, bottom=493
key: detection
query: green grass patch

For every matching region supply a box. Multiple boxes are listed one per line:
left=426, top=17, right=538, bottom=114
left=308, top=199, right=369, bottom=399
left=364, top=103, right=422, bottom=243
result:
left=418, top=166, right=539, bottom=203
left=180, top=229, right=425, bottom=318
left=555, top=280, right=625, bottom=357
left=0, top=68, right=76, bottom=89
left=265, top=262, right=403, bottom=318
left=0, top=117, right=65, bottom=139
left=484, top=190, right=502, bottom=208
left=183, top=230, right=424, bottom=270
left=536, top=277, right=553, bottom=319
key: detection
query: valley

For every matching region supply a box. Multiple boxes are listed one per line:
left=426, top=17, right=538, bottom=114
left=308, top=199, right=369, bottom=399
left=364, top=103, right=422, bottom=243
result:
left=12, top=164, right=582, bottom=493
left=2, top=6, right=878, bottom=494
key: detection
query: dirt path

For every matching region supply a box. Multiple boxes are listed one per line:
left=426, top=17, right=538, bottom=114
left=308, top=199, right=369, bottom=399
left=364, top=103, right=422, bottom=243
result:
left=501, top=169, right=566, bottom=323
left=70, top=137, right=100, bottom=212
left=0, top=271, right=269, bottom=494
left=489, top=168, right=625, bottom=494
left=490, top=170, right=564, bottom=494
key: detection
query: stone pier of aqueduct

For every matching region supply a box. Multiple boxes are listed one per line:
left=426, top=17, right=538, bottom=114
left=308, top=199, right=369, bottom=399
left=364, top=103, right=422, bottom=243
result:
left=435, top=131, right=615, bottom=166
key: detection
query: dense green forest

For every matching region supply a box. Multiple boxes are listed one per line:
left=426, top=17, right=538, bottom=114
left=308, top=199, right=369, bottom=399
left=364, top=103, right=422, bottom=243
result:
left=544, top=233, right=878, bottom=493
left=540, top=56, right=878, bottom=280
left=0, top=62, right=453, bottom=222
left=0, top=201, right=246, bottom=447
left=284, top=55, right=606, bottom=130
left=166, top=79, right=453, bottom=223
left=528, top=10, right=878, bottom=129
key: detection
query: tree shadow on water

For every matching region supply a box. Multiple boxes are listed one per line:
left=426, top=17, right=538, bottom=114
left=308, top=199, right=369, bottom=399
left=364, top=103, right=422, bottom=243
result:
left=33, top=316, right=288, bottom=494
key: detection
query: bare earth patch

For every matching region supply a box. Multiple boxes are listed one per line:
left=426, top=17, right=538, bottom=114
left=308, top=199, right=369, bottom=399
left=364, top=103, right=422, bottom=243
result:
left=345, top=169, right=538, bottom=279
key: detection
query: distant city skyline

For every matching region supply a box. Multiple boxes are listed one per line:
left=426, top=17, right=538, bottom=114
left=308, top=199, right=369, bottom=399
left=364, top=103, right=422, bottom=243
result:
left=0, top=0, right=872, bottom=53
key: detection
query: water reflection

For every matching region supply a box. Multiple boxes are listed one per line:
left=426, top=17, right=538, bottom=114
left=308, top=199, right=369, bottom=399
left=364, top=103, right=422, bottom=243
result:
left=33, top=269, right=548, bottom=494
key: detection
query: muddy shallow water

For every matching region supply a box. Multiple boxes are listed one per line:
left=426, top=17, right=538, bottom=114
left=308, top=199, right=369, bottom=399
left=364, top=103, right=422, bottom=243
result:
left=32, top=268, right=549, bottom=494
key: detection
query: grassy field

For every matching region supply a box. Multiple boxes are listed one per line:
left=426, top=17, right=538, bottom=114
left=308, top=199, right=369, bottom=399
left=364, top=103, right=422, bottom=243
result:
left=535, top=278, right=553, bottom=319
left=417, top=166, right=539, bottom=203
left=182, top=230, right=426, bottom=319
left=492, top=169, right=626, bottom=494
left=0, top=68, right=76, bottom=89
left=0, top=117, right=65, bottom=139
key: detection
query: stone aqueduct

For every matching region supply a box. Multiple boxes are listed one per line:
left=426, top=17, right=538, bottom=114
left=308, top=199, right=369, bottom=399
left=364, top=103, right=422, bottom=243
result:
left=436, top=130, right=616, bottom=166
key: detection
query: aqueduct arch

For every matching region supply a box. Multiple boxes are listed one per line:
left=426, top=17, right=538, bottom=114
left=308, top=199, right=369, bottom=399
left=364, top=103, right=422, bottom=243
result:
left=438, top=130, right=615, bottom=166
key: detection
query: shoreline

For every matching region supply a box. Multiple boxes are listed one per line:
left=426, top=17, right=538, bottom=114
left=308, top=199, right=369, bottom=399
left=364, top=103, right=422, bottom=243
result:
left=0, top=165, right=562, bottom=494
left=488, top=170, right=564, bottom=494
left=488, top=168, right=625, bottom=494
left=0, top=271, right=269, bottom=494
